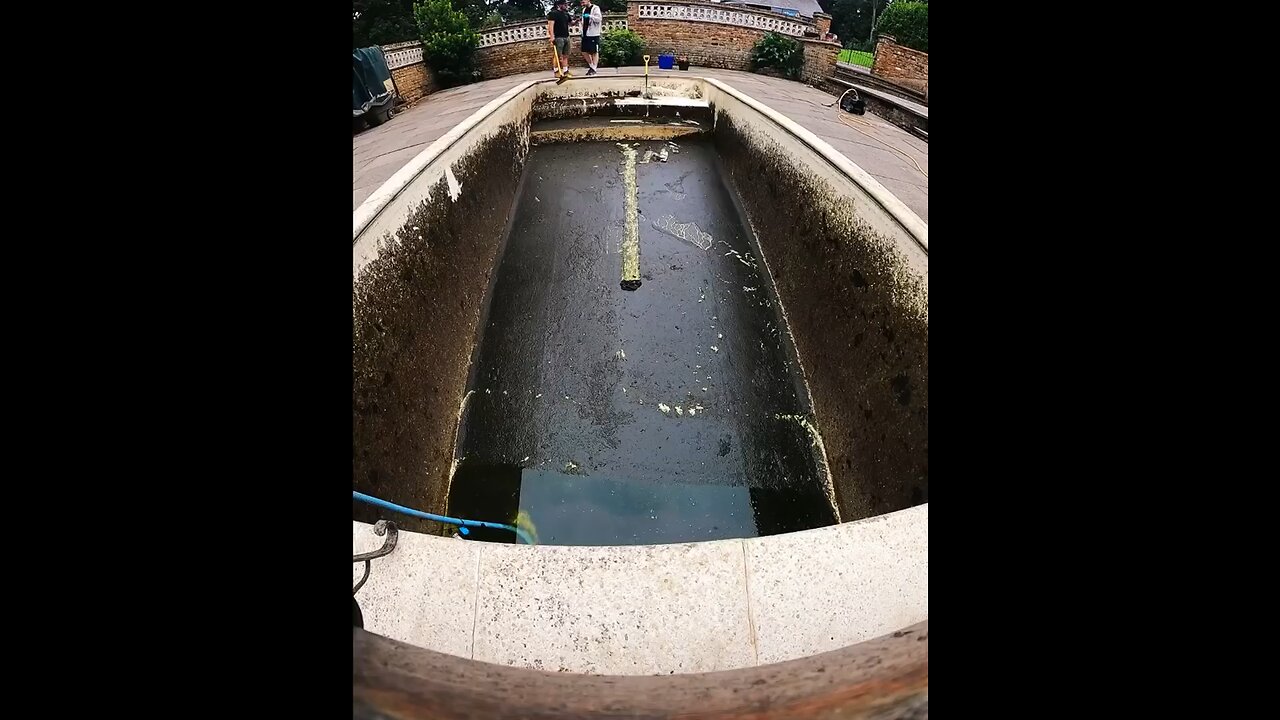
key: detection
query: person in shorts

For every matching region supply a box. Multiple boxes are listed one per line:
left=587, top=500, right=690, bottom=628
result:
left=546, top=0, right=572, bottom=78
left=579, top=0, right=602, bottom=76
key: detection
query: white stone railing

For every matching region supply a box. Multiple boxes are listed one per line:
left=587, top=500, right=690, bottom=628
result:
left=478, top=15, right=629, bottom=48
left=381, top=42, right=424, bottom=70
left=636, top=3, right=810, bottom=37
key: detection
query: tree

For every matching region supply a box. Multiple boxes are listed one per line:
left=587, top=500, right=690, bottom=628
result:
left=354, top=0, right=501, bottom=47
left=826, top=0, right=890, bottom=51
left=876, top=1, right=927, bottom=53
left=354, top=0, right=419, bottom=48
left=454, top=0, right=497, bottom=27
left=497, top=0, right=546, bottom=22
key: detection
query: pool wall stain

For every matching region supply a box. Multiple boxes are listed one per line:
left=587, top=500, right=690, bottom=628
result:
left=353, top=78, right=927, bottom=537
left=713, top=112, right=929, bottom=521
left=353, top=123, right=529, bottom=534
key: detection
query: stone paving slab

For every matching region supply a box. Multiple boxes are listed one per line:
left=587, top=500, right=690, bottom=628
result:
left=744, top=505, right=929, bottom=664
left=352, top=521, right=480, bottom=659
left=352, top=504, right=927, bottom=674
left=474, top=540, right=756, bottom=674
left=352, top=67, right=928, bottom=222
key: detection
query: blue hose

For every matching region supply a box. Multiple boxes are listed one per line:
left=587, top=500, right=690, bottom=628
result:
left=353, top=490, right=535, bottom=545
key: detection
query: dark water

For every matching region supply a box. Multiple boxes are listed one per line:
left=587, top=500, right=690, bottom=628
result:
left=448, top=462, right=835, bottom=545
left=447, top=139, right=836, bottom=545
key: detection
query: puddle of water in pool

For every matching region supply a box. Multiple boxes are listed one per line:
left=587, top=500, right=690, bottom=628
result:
left=448, top=462, right=831, bottom=545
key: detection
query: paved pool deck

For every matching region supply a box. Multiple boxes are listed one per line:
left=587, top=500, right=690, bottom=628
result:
left=353, top=67, right=929, bottom=222
left=353, top=504, right=927, bottom=674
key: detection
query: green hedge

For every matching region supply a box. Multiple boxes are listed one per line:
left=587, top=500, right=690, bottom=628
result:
left=414, top=0, right=480, bottom=87
left=600, top=29, right=645, bottom=67
left=750, top=32, right=804, bottom=79
left=876, top=1, right=928, bottom=53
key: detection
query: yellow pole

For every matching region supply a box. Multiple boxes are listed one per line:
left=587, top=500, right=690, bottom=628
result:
left=618, top=144, right=641, bottom=290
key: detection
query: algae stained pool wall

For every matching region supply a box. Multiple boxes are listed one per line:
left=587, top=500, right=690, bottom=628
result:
left=353, top=85, right=535, bottom=534
left=352, top=77, right=928, bottom=535
left=704, top=79, right=928, bottom=521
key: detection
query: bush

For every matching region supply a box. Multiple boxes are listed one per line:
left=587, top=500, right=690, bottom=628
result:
left=600, top=28, right=645, bottom=67
left=414, top=0, right=481, bottom=87
left=751, top=32, right=804, bottom=79
left=876, top=1, right=928, bottom=53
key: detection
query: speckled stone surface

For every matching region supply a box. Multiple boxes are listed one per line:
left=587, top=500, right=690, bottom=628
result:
left=473, top=541, right=756, bottom=674
left=355, top=68, right=928, bottom=221
left=744, top=505, right=928, bottom=664
left=352, top=521, right=480, bottom=659
left=351, top=504, right=927, bottom=672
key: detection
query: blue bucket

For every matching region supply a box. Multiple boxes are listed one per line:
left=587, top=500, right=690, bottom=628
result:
left=658, top=54, right=675, bottom=70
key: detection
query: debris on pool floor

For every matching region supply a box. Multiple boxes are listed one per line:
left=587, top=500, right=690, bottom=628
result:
left=446, top=140, right=835, bottom=545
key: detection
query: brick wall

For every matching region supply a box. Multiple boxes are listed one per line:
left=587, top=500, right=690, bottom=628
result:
left=800, top=38, right=838, bottom=86
left=475, top=16, right=626, bottom=77
left=631, top=17, right=762, bottom=70
left=478, top=38, right=555, bottom=78
left=628, top=2, right=836, bottom=80
left=870, top=35, right=928, bottom=95
left=380, top=41, right=439, bottom=103
left=390, top=62, right=439, bottom=103
left=813, top=12, right=831, bottom=36
left=382, top=2, right=839, bottom=88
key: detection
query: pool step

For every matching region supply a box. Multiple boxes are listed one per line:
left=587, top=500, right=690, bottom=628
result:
left=530, top=117, right=708, bottom=145
left=533, top=95, right=712, bottom=124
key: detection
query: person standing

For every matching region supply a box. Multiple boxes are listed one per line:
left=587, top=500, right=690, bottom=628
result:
left=546, top=0, right=572, bottom=79
left=579, top=0, right=603, bottom=76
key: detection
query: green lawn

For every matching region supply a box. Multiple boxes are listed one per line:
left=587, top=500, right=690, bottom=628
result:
left=838, top=49, right=874, bottom=67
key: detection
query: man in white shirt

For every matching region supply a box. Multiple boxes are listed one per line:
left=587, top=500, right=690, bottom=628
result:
left=579, top=0, right=603, bottom=76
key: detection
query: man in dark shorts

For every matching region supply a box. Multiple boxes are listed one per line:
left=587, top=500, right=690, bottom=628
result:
left=546, top=0, right=572, bottom=79
left=579, top=0, right=602, bottom=76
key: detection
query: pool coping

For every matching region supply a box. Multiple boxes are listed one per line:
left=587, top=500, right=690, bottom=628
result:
left=352, top=74, right=928, bottom=253
left=701, top=77, right=928, bottom=252
left=353, top=503, right=927, bottom=674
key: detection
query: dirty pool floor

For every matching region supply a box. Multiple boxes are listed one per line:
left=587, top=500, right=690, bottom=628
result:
left=449, top=139, right=836, bottom=545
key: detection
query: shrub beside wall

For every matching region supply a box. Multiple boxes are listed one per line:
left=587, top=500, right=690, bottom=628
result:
left=414, top=0, right=481, bottom=87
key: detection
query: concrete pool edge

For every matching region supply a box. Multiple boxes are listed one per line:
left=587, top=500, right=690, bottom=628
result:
left=353, top=79, right=537, bottom=246
left=352, top=503, right=927, bottom=674
left=352, top=75, right=927, bottom=253
left=702, top=77, right=927, bottom=252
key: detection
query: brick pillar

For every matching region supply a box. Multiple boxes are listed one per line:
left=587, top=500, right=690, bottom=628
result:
left=627, top=0, right=639, bottom=25
left=813, top=12, right=832, bottom=36
left=871, top=34, right=896, bottom=75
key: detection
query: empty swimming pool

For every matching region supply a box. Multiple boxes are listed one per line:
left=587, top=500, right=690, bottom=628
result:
left=448, top=138, right=834, bottom=544
left=352, top=77, right=927, bottom=544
